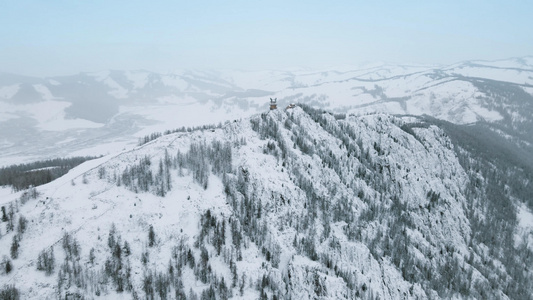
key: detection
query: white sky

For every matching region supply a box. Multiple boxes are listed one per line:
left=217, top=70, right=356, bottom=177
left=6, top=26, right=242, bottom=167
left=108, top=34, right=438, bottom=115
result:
left=1, top=0, right=532, bottom=76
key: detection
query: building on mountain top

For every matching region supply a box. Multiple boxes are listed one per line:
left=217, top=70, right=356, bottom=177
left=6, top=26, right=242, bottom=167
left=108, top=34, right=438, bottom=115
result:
left=270, top=98, right=277, bottom=110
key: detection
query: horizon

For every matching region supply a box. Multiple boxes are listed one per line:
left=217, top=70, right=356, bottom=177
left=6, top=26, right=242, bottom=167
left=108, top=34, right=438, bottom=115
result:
left=2, top=54, right=533, bottom=79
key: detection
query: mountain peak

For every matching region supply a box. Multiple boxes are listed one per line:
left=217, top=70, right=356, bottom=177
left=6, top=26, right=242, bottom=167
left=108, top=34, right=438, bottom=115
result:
left=2, top=105, right=531, bottom=298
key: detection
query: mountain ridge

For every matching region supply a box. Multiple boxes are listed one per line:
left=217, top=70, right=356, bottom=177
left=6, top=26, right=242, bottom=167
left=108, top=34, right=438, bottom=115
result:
left=1, top=105, right=531, bottom=299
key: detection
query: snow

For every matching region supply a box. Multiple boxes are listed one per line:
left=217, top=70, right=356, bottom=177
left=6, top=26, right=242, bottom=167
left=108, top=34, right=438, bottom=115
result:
left=67, top=143, right=132, bottom=164
left=88, top=70, right=130, bottom=98
left=88, top=70, right=111, bottom=82
left=471, top=57, right=533, bottom=69
left=105, top=77, right=129, bottom=99
left=445, top=65, right=533, bottom=85
left=0, top=106, right=529, bottom=298
left=0, top=99, right=105, bottom=131
left=523, top=86, right=533, bottom=97
left=32, top=84, right=57, bottom=101
left=1, top=57, right=530, bottom=169
left=0, top=186, right=15, bottom=205
left=160, top=75, right=189, bottom=91
left=516, top=204, right=533, bottom=250
left=0, top=57, right=530, bottom=299
left=47, top=79, right=61, bottom=86
left=18, top=100, right=104, bottom=131
left=119, top=101, right=253, bottom=138
left=219, top=70, right=292, bottom=91
left=124, top=71, right=150, bottom=89
left=0, top=109, right=18, bottom=122
left=0, top=84, right=20, bottom=99
left=39, top=116, right=105, bottom=131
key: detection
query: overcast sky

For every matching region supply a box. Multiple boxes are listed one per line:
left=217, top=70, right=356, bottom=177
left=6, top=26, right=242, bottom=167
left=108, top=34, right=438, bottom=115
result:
left=2, top=0, right=532, bottom=77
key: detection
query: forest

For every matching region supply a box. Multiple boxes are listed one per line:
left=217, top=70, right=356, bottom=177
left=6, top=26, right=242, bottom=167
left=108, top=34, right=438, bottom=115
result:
left=0, top=156, right=99, bottom=192
left=1, top=105, right=532, bottom=299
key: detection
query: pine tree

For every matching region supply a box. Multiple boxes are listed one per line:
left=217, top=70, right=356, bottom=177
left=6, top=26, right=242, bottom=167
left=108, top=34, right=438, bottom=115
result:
left=1, top=206, right=7, bottom=222
left=2, top=256, right=12, bottom=274
left=148, top=225, right=156, bottom=247
left=10, top=236, right=19, bottom=259
left=143, top=271, right=154, bottom=300
left=188, top=288, right=198, bottom=300
left=108, top=223, right=117, bottom=249
left=89, top=248, right=95, bottom=265
left=0, top=285, right=20, bottom=300
left=16, top=216, right=27, bottom=235
left=6, top=205, right=14, bottom=232
left=123, top=241, right=131, bottom=256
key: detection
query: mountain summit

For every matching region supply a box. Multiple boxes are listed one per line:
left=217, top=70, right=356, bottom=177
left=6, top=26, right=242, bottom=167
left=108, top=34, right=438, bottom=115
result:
left=1, top=105, right=531, bottom=299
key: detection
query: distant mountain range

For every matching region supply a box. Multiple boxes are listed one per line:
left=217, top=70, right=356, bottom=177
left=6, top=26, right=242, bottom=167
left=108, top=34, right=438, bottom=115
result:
left=1, top=56, right=532, bottom=166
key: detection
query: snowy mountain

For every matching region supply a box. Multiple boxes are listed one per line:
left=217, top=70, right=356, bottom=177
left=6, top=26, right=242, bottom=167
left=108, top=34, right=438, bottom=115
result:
left=1, top=106, right=532, bottom=299
left=1, top=56, right=533, bottom=166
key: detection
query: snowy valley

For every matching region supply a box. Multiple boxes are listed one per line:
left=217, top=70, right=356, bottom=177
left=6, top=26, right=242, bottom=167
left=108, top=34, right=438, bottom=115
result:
left=1, top=57, right=533, bottom=167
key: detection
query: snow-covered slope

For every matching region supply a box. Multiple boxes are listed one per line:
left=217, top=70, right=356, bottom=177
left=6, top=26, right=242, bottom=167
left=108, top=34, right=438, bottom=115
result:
left=1, top=106, right=531, bottom=299
left=1, top=56, right=533, bottom=166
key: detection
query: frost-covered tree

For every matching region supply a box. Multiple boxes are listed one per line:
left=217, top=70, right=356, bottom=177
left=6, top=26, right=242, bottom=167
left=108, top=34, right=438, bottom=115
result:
left=10, top=236, right=19, bottom=259
left=16, top=216, right=27, bottom=235
left=2, top=256, right=12, bottom=274
left=36, top=247, right=55, bottom=275
left=0, top=285, right=19, bottom=300
left=148, top=225, right=156, bottom=247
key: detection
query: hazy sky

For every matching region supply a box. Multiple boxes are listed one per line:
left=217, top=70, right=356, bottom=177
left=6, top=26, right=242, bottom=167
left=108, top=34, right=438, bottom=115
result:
left=2, top=0, right=532, bottom=77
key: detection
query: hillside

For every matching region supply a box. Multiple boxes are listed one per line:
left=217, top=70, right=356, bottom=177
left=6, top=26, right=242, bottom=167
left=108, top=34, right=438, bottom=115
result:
left=0, top=106, right=531, bottom=299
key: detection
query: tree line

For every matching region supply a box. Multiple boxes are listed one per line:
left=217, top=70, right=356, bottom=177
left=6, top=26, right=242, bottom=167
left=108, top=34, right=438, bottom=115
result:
left=0, top=156, right=99, bottom=191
